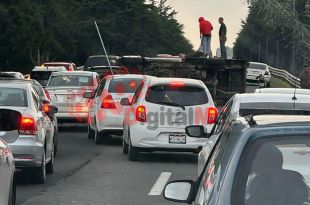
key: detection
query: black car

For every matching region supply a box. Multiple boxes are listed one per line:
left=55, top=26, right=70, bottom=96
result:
left=164, top=114, right=310, bottom=205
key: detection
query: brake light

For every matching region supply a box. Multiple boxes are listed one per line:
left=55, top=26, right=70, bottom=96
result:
left=44, top=89, right=51, bottom=100
left=207, top=107, right=218, bottom=124
left=19, top=117, right=37, bottom=135
left=135, top=105, right=146, bottom=122
left=170, top=82, right=184, bottom=87
left=68, top=65, right=73, bottom=71
left=101, top=95, right=116, bottom=109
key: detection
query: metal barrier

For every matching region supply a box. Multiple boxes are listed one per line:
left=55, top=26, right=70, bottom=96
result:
left=269, top=66, right=301, bottom=88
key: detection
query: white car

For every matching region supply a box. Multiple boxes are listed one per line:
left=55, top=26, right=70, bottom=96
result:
left=246, top=62, right=271, bottom=87
left=255, top=88, right=310, bottom=95
left=85, top=74, right=147, bottom=144
left=121, top=77, right=217, bottom=161
left=197, top=92, right=310, bottom=175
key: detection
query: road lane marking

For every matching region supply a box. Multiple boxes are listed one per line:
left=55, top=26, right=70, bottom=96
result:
left=148, top=172, right=172, bottom=196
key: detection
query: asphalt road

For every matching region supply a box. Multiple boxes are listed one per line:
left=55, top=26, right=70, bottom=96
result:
left=16, top=85, right=258, bottom=205
left=16, top=124, right=198, bottom=205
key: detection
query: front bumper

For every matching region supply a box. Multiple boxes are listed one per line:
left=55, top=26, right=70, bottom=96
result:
left=8, top=135, right=44, bottom=168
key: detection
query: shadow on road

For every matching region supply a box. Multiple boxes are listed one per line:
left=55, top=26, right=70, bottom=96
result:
left=58, top=124, right=88, bottom=132
left=139, top=152, right=197, bottom=164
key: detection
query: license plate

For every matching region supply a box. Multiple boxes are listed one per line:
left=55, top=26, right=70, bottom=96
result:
left=169, top=134, right=186, bottom=144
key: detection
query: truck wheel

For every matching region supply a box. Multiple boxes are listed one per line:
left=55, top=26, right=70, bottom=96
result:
left=33, top=152, right=46, bottom=184
left=128, top=138, right=139, bottom=161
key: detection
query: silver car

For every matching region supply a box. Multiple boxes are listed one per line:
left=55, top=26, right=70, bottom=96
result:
left=46, top=71, right=100, bottom=123
left=0, top=138, right=15, bottom=205
left=0, top=81, right=58, bottom=184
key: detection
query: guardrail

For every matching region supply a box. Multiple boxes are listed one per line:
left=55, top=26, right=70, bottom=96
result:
left=269, top=66, right=301, bottom=88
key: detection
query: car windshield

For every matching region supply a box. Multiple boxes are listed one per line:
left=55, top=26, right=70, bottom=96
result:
left=30, top=71, right=52, bottom=86
left=249, top=63, right=267, bottom=70
left=108, top=78, right=142, bottom=93
left=234, top=136, right=310, bottom=205
left=0, top=87, right=27, bottom=107
left=145, top=84, right=208, bottom=106
left=48, top=75, right=93, bottom=87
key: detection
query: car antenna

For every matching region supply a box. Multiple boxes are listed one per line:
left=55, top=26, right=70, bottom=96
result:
left=94, top=21, right=114, bottom=77
left=292, top=87, right=297, bottom=100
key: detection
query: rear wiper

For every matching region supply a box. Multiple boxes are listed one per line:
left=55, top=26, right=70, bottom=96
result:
left=157, top=101, right=185, bottom=110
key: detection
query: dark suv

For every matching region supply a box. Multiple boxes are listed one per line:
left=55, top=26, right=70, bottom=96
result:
left=164, top=114, right=310, bottom=205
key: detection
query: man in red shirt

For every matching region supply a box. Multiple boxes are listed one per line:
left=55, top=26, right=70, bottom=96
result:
left=199, top=17, right=213, bottom=58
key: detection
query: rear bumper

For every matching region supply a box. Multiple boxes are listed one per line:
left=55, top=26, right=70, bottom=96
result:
left=96, top=110, right=124, bottom=132
left=8, top=136, right=44, bottom=168
left=56, top=112, right=88, bottom=123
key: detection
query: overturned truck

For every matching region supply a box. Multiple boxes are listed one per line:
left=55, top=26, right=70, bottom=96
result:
left=119, top=56, right=248, bottom=107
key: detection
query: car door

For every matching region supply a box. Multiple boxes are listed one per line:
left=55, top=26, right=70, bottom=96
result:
left=0, top=140, right=11, bottom=205
left=194, top=129, right=232, bottom=205
left=31, top=89, right=54, bottom=161
left=90, top=79, right=106, bottom=127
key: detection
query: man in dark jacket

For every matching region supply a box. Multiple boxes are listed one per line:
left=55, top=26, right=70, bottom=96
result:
left=199, top=17, right=213, bottom=58
left=218, top=17, right=227, bottom=59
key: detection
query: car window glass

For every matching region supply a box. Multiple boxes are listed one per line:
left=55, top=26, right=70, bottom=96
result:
left=48, top=75, right=93, bottom=87
left=31, top=90, right=40, bottom=111
left=214, top=100, right=233, bottom=134
left=196, top=129, right=231, bottom=205
left=145, top=84, right=208, bottom=106
left=108, top=78, right=143, bottom=93
left=232, top=136, right=310, bottom=205
left=0, top=87, right=27, bottom=107
left=132, top=82, right=144, bottom=105
left=95, top=79, right=106, bottom=97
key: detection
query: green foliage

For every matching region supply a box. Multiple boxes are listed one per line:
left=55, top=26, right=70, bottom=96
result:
left=235, top=0, right=310, bottom=74
left=0, top=0, right=193, bottom=72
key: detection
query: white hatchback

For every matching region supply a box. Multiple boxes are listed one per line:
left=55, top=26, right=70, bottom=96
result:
left=85, top=74, right=148, bottom=144
left=121, top=77, right=217, bottom=161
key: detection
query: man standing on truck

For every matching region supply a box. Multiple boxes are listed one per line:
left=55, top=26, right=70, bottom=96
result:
left=218, top=17, right=227, bottom=59
left=199, top=17, right=213, bottom=58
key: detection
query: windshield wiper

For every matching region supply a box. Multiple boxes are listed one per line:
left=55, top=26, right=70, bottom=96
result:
left=156, top=101, right=185, bottom=110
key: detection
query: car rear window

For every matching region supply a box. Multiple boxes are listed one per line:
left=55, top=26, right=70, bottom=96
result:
left=30, top=71, right=52, bottom=86
left=145, top=84, right=208, bottom=106
left=108, top=78, right=142, bottom=93
left=0, top=87, right=27, bottom=107
left=48, top=75, right=93, bottom=87
left=249, top=63, right=267, bottom=70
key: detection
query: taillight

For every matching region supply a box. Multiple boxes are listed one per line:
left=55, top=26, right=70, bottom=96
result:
left=19, top=117, right=37, bottom=135
left=169, top=82, right=184, bottom=87
left=44, top=89, right=51, bottom=100
left=101, top=95, right=116, bottom=109
left=135, top=106, right=146, bottom=122
left=207, top=107, right=218, bottom=124
left=68, top=65, right=73, bottom=71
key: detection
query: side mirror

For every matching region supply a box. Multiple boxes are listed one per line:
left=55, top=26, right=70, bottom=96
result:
left=163, top=180, right=194, bottom=203
left=49, top=106, right=58, bottom=114
left=120, top=98, right=131, bottom=106
left=83, top=91, right=94, bottom=99
left=185, top=125, right=206, bottom=138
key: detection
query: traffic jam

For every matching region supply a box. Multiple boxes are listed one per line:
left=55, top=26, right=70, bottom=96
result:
left=0, top=54, right=309, bottom=205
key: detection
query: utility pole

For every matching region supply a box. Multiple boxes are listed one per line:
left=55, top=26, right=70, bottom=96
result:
left=292, top=0, right=296, bottom=74
left=266, top=34, right=269, bottom=64
left=276, top=39, right=279, bottom=68
left=258, top=41, right=261, bottom=62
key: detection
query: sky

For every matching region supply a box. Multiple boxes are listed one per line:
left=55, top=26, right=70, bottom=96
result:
left=167, top=0, right=249, bottom=53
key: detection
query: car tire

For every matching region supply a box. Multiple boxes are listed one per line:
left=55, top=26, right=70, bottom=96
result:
left=54, top=134, right=58, bottom=157
left=122, top=136, right=129, bottom=154
left=88, top=123, right=95, bottom=139
left=8, top=175, right=16, bottom=205
left=46, top=146, right=54, bottom=174
left=33, top=152, right=46, bottom=184
left=94, top=126, right=101, bottom=145
left=128, top=138, right=139, bottom=161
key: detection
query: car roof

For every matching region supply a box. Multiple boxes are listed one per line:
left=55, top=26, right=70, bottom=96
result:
left=150, top=77, right=203, bottom=86
left=0, top=80, right=31, bottom=88
left=104, top=74, right=151, bottom=79
left=51, top=71, right=94, bottom=76
left=32, top=66, right=67, bottom=71
left=255, top=88, right=310, bottom=95
left=44, top=62, right=73, bottom=65
left=252, top=115, right=310, bottom=126
left=236, top=93, right=310, bottom=104
left=249, top=62, right=267, bottom=66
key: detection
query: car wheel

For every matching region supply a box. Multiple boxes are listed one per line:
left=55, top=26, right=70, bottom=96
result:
left=94, top=125, right=101, bottom=145
left=54, top=134, right=58, bottom=157
left=46, top=146, right=54, bottom=174
left=33, top=152, right=46, bottom=184
left=88, top=121, right=95, bottom=139
left=122, top=136, right=129, bottom=154
left=8, top=175, right=16, bottom=205
left=128, top=137, right=139, bottom=161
